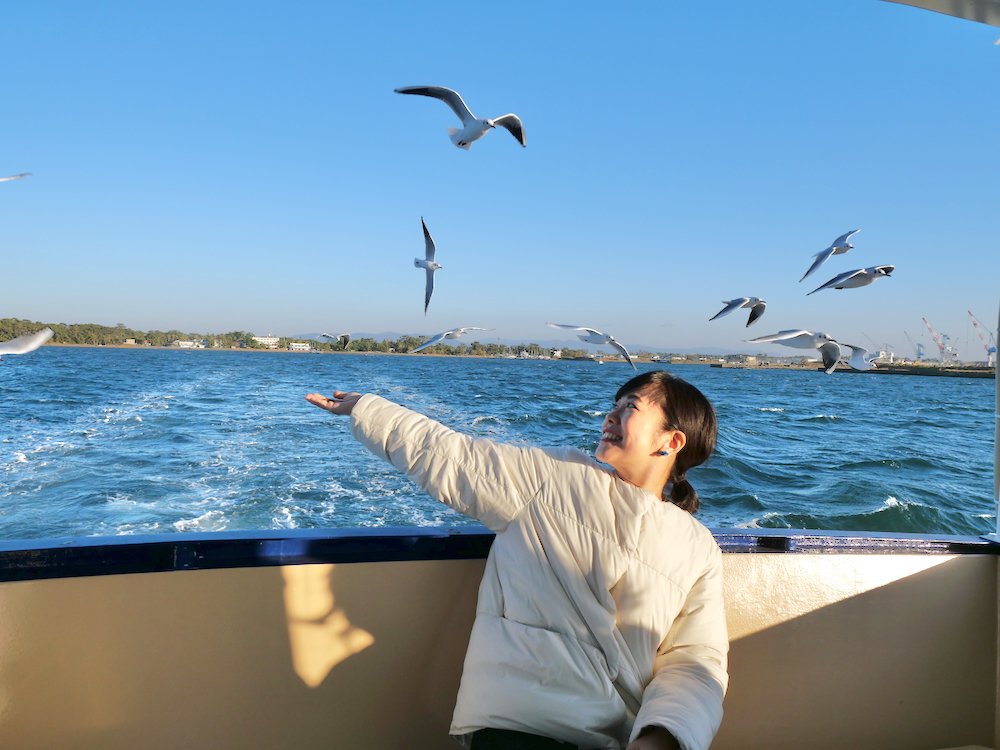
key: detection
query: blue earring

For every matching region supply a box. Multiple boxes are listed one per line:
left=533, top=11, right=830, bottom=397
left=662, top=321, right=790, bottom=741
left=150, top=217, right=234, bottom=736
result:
left=655, top=450, right=670, bottom=456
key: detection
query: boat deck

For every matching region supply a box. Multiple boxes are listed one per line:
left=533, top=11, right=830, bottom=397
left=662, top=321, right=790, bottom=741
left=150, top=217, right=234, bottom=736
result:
left=0, top=527, right=997, bottom=750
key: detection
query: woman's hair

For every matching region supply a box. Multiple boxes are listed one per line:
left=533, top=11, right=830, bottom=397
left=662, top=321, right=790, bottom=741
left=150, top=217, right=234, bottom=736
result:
left=615, top=370, right=717, bottom=513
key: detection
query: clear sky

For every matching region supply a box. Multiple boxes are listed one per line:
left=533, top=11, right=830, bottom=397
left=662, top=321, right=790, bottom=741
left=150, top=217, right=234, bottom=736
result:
left=2, top=1, right=998, bottom=358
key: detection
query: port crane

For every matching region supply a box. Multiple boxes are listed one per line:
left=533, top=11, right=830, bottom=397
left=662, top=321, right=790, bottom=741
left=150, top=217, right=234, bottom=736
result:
left=922, top=318, right=958, bottom=363
left=903, top=331, right=924, bottom=361
left=968, top=310, right=997, bottom=367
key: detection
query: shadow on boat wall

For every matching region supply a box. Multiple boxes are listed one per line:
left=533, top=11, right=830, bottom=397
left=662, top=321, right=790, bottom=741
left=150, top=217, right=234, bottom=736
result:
left=0, top=526, right=997, bottom=750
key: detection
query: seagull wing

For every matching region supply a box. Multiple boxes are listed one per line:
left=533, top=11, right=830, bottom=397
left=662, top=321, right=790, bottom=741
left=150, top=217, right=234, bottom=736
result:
left=395, top=86, right=475, bottom=125
left=546, top=323, right=604, bottom=344
left=819, top=341, right=842, bottom=374
left=443, top=326, right=490, bottom=341
left=0, top=173, right=31, bottom=182
left=546, top=322, right=595, bottom=335
left=746, top=329, right=810, bottom=344
left=832, top=229, right=860, bottom=246
left=709, top=298, right=748, bottom=321
left=800, top=246, right=835, bottom=281
left=843, top=344, right=873, bottom=370
left=0, top=328, right=54, bottom=355
left=424, top=268, right=435, bottom=315
left=410, top=331, right=447, bottom=354
left=421, top=217, right=436, bottom=262
left=807, top=269, right=862, bottom=295
left=339, top=334, right=351, bottom=347
left=609, top=339, right=637, bottom=370
left=492, top=114, right=526, bottom=147
left=747, top=301, right=766, bottom=327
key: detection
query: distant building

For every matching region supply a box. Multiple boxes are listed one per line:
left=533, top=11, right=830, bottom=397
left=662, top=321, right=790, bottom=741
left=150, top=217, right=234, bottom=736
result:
left=252, top=335, right=280, bottom=350
left=124, top=338, right=136, bottom=345
left=171, top=340, right=198, bottom=349
left=288, top=342, right=312, bottom=352
left=724, top=354, right=758, bottom=365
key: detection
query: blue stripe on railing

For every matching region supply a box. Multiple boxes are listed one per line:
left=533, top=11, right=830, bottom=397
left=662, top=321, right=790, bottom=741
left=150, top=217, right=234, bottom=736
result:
left=0, top=526, right=996, bottom=582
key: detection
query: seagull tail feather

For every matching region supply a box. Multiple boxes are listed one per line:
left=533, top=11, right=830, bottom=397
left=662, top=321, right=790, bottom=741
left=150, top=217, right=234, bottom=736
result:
left=447, top=127, right=472, bottom=150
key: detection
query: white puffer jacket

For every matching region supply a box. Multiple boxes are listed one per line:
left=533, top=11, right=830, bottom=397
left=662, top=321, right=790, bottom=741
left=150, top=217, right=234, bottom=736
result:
left=350, top=395, right=728, bottom=750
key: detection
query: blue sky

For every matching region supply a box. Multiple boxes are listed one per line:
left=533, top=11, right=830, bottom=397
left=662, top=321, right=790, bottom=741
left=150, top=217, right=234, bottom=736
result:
left=2, top=1, right=998, bottom=357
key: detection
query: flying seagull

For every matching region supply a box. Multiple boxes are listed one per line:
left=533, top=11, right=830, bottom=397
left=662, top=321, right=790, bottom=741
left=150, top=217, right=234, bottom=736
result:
left=546, top=323, right=637, bottom=370
left=800, top=230, right=860, bottom=282
left=842, top=344, right=876, bottom=371
left=709, top=297, right=767, bottom=327
left=414, top=217, right=442, bottom=315
left=0, top=173, right=30, bottom=182
left=746, top=329, right=843, bottom=374
left=0, top=327, right=54, bottom=361
left=806, top=265, right=894, bottom=296
left=321, top=332, right=351, bottom=348
left=410, top=327, right=492, bottom=354
left=395, top=86, right=526, bottom=150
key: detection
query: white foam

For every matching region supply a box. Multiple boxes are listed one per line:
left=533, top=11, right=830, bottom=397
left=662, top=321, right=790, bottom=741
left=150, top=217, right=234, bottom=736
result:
left=173, top=510, right=227, bottom=532
left=273, top=506, right=298, bottom=529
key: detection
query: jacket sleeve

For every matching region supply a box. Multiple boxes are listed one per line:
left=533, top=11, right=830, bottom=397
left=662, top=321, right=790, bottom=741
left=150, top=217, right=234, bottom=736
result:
left=349, top=394, right=554, bottom=531
left=629, top=545, right=729, bottom=750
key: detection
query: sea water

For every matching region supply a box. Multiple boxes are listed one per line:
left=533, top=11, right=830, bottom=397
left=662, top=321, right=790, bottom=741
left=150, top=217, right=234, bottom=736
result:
left=0, top=347, right=994, bottom=540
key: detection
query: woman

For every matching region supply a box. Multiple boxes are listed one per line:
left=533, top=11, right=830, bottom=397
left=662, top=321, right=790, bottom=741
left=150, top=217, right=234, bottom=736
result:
left=305, top=370, right=728, bottom=750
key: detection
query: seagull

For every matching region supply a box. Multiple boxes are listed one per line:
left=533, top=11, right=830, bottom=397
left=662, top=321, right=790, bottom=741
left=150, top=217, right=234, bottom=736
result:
left=0, top=327, right=54, bottom=361
left=800, top=230, right=860, bottom=282
left=842, top=344, right=877, bottom=371
left=321, top=332, right=351, bottom=348
left=415, top=217, right=442, bottom=315
left=806, top=265, right=894, bottom=296
left=410, top=327, right=492, bottom=354
left=546, top=323, right=637, bottom=370
left=0, top=173, right=31, bottom=182
left=395, top=86, right=526, bottom=150
left=746, top=329, right=843, bottom=374
left=709, top=297, right=767, bottom=327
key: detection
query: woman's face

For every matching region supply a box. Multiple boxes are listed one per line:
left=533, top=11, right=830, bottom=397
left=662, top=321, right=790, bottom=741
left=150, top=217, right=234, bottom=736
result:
left=596, top=386, right=669, bottom=473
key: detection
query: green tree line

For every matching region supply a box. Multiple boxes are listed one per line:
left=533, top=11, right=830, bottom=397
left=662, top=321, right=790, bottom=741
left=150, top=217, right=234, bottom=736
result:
left=0, top=319, right=263, bottom=349
left=2, top=318, right=660, bottom=360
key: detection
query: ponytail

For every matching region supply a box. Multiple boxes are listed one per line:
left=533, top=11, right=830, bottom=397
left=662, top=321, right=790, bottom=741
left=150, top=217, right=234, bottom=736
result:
left=668, top=473, right=699, bottom=513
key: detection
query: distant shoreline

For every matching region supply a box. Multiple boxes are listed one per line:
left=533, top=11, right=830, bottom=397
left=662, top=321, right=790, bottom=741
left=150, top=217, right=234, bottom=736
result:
left=42, top=343, right=660, bottom=362
left=38, top=345, right=994, bottom=377
left=30, top=344, right=828, bottom=368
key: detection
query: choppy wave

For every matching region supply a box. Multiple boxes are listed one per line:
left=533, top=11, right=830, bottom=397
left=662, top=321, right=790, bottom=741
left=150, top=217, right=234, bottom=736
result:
left=1, top=347, right=995, bottom=539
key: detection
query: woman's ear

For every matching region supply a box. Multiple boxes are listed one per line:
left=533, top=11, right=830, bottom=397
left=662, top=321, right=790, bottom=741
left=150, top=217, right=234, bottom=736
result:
left=666, top=430, right=687, bottom=455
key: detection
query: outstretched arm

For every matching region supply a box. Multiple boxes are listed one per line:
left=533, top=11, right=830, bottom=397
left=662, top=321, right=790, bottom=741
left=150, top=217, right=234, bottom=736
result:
left=307, top=391, right=558, bottom=531
left=305, top=391, right=363, bottom=416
